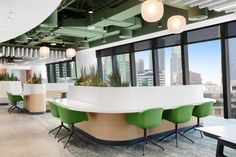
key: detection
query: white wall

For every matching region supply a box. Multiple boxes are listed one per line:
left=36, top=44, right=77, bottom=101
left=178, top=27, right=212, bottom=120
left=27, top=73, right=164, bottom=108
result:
left=76, top=48, right=97, bottom=77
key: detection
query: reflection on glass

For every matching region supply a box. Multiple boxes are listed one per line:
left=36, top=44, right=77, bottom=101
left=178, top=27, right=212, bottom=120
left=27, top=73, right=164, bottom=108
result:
left=70, top=61, right=76, bottom=78
left=157, top=46, right=182, bottom=86
left=188, top=40, right=223, bottom=117
left=116, top=54, right=130, bottom=84
left=228, top=38, right=236, bottom=118
left=102, top=56, right=112, bottom=82
left=135, top=50, right=153, bottom=86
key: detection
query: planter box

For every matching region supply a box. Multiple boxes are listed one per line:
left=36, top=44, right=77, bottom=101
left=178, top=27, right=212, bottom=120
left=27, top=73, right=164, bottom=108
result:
left=23, top=84, right=46, bottom=113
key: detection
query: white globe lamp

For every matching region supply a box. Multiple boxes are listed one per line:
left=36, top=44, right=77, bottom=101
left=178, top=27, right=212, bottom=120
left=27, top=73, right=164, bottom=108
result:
left=39, top=46, right=50, bottom=57
left=66, top=48, right=76, bottom=58
left=167, top=15, right=186, bottom=34
left=141, top=0, right=164, bottom=23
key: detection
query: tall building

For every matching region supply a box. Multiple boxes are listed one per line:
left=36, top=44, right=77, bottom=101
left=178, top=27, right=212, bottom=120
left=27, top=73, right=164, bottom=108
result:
left=116, top=54, right=130, bottom=83
left=136, top=59, right=144, bottom=73
left=170, top=47, right=182, bottom=85
left=229, top=39, right=236, bottom=81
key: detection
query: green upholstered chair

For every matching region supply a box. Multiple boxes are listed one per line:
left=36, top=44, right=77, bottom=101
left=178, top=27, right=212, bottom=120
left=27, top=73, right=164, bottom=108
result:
left=127, top=108, right=164, bottom=156
left=183, top=102, right=213, bottom=138
left=48, top=101, right=70, bottom=138
left=57, top=105, right=88, bottom=148
left=159, top=105, right=194, bottom=147
left=6, top=92, right=24, bottom=113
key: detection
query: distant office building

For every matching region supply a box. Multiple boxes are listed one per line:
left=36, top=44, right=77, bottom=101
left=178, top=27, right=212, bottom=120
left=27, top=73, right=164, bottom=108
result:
left=136, top=59, right=144, bottom=73
left=102, top=57, right=112, bottom=81
left=137, top=70, right=153, bottom=86
left=116, top=54, right=130, bottom=83
left=170, top=47, right=182, bottom=85
left=172, top=71, right=202, bottom=85
left=229, top=39, right=236, bottom=80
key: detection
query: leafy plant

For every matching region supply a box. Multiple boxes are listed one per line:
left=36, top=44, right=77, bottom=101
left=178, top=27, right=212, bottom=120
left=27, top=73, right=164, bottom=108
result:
left=27, top=73, right=42, bottom=84
left=106, top=70, right=129, bottom=87
left=0, top=73, right=19, bottom=81
left=74, top=66, right=106, bottom=87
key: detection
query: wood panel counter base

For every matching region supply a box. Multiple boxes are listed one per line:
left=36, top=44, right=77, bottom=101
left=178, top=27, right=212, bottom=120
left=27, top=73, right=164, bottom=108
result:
left=24, top=94, right=46, bottom=114
left=75, top=113, right=198, bottom=144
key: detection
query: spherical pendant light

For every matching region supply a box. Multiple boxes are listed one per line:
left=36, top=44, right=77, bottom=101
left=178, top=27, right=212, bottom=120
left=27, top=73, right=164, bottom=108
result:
left=39, top=46, right=50, bottom=57
left=141, top=0, right=164, bottom=23
left=66, top=48, right=76, bottom=58
left=167, top=15, right=186, bottom=34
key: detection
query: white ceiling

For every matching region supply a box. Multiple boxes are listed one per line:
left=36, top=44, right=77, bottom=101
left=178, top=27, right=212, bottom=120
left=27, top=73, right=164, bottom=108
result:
left=0, top=0, right=61, bottom=43
left=165, top=0, right=236, bottom=13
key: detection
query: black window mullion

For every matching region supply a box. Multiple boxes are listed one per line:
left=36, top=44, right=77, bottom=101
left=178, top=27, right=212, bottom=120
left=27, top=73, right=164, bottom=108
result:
left=97, top=57, right=103, bottom=81
left=181, top=32, right=190, bottom=85
left=221, top=23, right=231, bottom=119
left=46, top=64, right=51, bottom=83
left=66, top=62, right=71, bottom=77
left=129, top=43, right=137, bottom=86
left=59, top=63, right=63, bottom=77
left=52, top=64, right=57, bottom=83
left=152, top=38, right=159, bottom=86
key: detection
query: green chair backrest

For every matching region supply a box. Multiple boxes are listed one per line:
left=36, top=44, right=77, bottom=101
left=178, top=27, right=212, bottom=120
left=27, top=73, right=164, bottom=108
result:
left=57, top=105, right=88, bottom=125
left=163, top=105, right=194, bottom=124
left=6, top=92, right=23, bottom=103
left=127, top=108, right=164, bottom=129
left=48, top=101, right=60, bottom=118
left=193, top=102, right=213, bottom=118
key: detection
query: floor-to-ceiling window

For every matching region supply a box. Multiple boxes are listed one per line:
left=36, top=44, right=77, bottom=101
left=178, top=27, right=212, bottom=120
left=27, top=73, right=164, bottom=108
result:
left=115, top=53, right=130, bottom=84
left=102, top=56, right=112, bottom=82
left=188, top=40, right=222, bottom=116
left=157, top=46, right=182, bottom=86
left=134, top=50, right=153, bottom=86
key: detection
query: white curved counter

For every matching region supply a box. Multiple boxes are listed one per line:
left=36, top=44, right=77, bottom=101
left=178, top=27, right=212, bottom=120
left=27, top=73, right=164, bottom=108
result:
left=53, top=85, right=215, bottom=143
left=55, top=98, right=215, bottom=114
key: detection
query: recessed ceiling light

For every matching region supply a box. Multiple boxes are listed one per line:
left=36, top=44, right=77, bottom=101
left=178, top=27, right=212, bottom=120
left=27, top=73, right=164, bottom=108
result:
left=88, top=25, right=95, bottom=30
left=88, top=10, right=93, bottom=14
left=50, top=43, right=57, bottom=46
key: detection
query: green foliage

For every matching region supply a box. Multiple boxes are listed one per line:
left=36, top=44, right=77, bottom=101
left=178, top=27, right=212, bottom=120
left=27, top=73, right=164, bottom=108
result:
left=106, top=70, right=129, bottom=87
left=0, top=73, right=19, bottom=81
left=27, top=73, right=42, bottom=84
left=74, top=66, right=106, bottom=87
left=74, top=66, right=129, bottom=87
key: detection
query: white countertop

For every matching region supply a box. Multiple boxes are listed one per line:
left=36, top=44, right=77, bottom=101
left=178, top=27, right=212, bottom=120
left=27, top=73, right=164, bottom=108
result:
left=54, top=98, right=215, bottom=114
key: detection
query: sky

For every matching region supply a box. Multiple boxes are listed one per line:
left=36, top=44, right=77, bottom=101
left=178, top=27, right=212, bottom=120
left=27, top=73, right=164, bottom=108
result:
left=134, top=40, right=222, bottom=86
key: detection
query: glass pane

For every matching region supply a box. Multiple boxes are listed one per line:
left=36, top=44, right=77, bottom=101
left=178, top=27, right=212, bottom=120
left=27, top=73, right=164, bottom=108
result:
left=62, top=62, right=67, bottom=77
left=134, top=40, right=152, bottom=52
left=55, top=63, right=60, bottom=79
left=116, top=54, right=130, bottom=84
left=157, top=46, right=182, bottom=86
left=49, top=64, right=55, bottom=83
left=70, top=61, right=76, bottom=78
left=102, top=56, right=112, bottom=82
left=135, top=50, right=153, bottom=86
left=227, top=21, right=236, bottom=37
left=228, top=38, right=236, bottom=118
left=157, top=34, right=180, bottom=48
left=187, top=26, right=220, bottom=43
left=188, top=40, right=223, bottom=116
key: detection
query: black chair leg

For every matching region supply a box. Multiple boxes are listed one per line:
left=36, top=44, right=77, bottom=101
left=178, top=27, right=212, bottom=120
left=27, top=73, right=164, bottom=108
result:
left=49, top=125, right=61, bottom=135
left=178, top=132, right=194, bottom=144
left=128, top=129, right=164, bottom=156
left=127, top=138, right=144, bottom=148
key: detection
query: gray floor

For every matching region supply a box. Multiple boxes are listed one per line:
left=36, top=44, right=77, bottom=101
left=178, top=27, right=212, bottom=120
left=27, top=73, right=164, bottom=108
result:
left=0, top=105, right=236, bottom=157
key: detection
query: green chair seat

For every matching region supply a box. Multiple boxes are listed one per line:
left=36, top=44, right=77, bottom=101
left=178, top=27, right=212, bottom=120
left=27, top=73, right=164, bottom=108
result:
left=57, top=105, right=88, bottom=148
left=6, top=92, right=24, bottom=113
left=127, top=108, right=164, bottom=156
left=183, top=102, right=213, bottom=138
left=160, top=105, right=194, bottom=147
left=48, top=101, right=70, bottom=138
